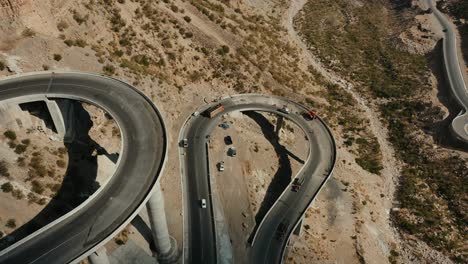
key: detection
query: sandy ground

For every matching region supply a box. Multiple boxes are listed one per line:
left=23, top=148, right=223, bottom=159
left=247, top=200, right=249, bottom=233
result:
left=0, top=0, right=464, bottom=262
left=0, top=101, right=120, bottom=248
left=208, top=110, right=307, bottom=262
left=0, top=105, right=69, bottom=239
left=282, top=0, right=408, bottom=262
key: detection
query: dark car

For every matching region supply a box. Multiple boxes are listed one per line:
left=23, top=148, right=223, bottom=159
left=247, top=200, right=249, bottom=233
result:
left=219, top=123, right=230, bottom=129
left=276, top=223, right=288, bottom=240
left=224, top=136, right=233, bottom=145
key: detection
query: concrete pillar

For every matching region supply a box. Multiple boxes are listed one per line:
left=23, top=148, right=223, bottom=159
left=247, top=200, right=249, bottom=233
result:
left=293, top=218, right=303, bottom=237
left=45, top=99, right=77, bottom=142
left=45, top=99, right=66, bottom=137
left=275, top=115, right=284, bottom=136
left=146, top=181, right=178, bottom=263
left=88, top=247, right=110, bottom=264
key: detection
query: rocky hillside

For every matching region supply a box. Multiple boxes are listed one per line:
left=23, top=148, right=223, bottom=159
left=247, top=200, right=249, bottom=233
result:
left=296, top=0, right=467, bottom=262
left=0, top=0, right=466, bottom=263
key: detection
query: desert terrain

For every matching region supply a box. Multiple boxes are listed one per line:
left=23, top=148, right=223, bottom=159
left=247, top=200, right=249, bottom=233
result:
left=0, top=0, right=466, bottom=263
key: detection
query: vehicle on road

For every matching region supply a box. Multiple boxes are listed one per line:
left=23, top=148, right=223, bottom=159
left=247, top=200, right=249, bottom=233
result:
left=205, top=104, right=225, bottom=118
left=276, top=222, right=288, bottom=240
left=200, top=199, right=207, bottom=209
left=219, top=122, right=230, bottom=129
left=278, top=106, right=290, bottom=114
left=224, top=135, right=233, bottom=145
left=218, top=161, right=225, bottom=171
left=181, top=138, right=188, bottom=148
left=303, top=111, right=318, bottom=120
left=192, top=111, right=200, bottom=117
left=291, top=177, right=304, bottom=192
left=228, top=147, right=237, bottom=157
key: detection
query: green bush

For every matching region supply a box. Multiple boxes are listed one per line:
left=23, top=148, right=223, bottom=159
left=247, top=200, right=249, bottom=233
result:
left=14, top=144, right=27, bottom=154
left=3, top=130, right=16, bottom=140
left=29, top=156, right=47, bottom=177
left=58, top=147, right=67, bottom=155
left=53, top=54, right=62, bottom=61
left=12, top=189, right=24, bottom=200
left=6, top=219, right=16, bottom=228
left=75, top=39, right=87, bottom=48
left=22, top=28, right=35, bottom=37
left=31, top=180, right=45, bottom=194
left=56, top=160, right=66, bottom=168
left=217, top=45, right=230, bottom=56
left=1, top=182, right=13, bottom=193
left=0, top=160, right=9, bottom=177
left=73, top=11, right=88, bottom=25
left=64, top=39, right=75, bottom=47
left=16, top=157, right=26, bottom=167
left=57, top=20, right=69, bottom=31
left=103, top=64, right=116, bottom=75
left=38, top=198, right=47, bottom=205
left=132, top=55, right=150, bottom=67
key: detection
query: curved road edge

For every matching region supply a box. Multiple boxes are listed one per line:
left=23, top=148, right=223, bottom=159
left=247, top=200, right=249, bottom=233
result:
left=279, top=115, right=337, bottom=262
left=178, top=94, right=336, bottom=264
left=0, top=71, right=168, bottom=264
left=427, top=0, right=468, bottom=143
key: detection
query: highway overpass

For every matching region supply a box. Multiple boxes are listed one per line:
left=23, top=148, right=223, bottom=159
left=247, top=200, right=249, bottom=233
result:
left=179, top=94, right=336, bottom=264
left=0, top=72, right=167, bottom=263
left=0, top=74, right=335, bottom=264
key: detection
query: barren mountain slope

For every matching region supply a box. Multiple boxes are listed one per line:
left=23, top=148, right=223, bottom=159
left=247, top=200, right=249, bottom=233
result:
left=1, top=0, right=465, bottom=263
left=295, top=0, right=467, bottom=263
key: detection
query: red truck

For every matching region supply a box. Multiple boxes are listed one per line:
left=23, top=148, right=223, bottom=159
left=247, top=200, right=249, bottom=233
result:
left=205, top=104, right=225, bottom=118
left=303, top=110, right=318, bottom=120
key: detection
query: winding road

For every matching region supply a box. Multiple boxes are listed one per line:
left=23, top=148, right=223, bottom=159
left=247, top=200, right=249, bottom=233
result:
left=0, top=74, right=336, bottom=264
left=0, top=71, right=167, bottom=264
left=179, top=95, right=336, bottom=264
left=427, top=0, right=468, bottom=143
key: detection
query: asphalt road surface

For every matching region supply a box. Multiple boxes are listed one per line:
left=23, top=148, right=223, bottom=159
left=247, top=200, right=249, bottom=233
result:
left=179, top=95, right=336, bottom=264
left=0, top=72, right=167, bottom=264
left=427, top=0, right=468, bottom=143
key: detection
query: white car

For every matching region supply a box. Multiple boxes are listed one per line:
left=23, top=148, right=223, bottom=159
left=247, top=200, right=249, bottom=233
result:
left=218, top=161, right=225, bottom=172
left=228, top=147, right=237, bottom=157
left=200, top=199, right=207, bottom=209
left=182, top=138, right=188, bottom=148
left=279, top=107, right=290, bottom=114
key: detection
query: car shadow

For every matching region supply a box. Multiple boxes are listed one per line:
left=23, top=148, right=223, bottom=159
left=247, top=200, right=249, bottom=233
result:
left=242, top=111, right=293, bottom=243
left=0, top=101, right=117, bottom=250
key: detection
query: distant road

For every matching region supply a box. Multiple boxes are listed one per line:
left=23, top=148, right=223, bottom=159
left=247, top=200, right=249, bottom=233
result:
left=427, top=0, right=468, bottom=143
left=0, top=72, right=167, bottom=264
left=179, top=95, right=336, bottom=264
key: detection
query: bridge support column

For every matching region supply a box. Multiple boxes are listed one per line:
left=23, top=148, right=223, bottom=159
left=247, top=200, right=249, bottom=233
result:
left=88, top=247, right=110, bottom=264
left=45, top=99, right=66, bottom=137
left=293, top=217, right=304, bottom=237
left=275, top=115, right=284, bottom=136
left=146, top=181, right=179, bottom=263
left=45, top=99, right=77, bottom=142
